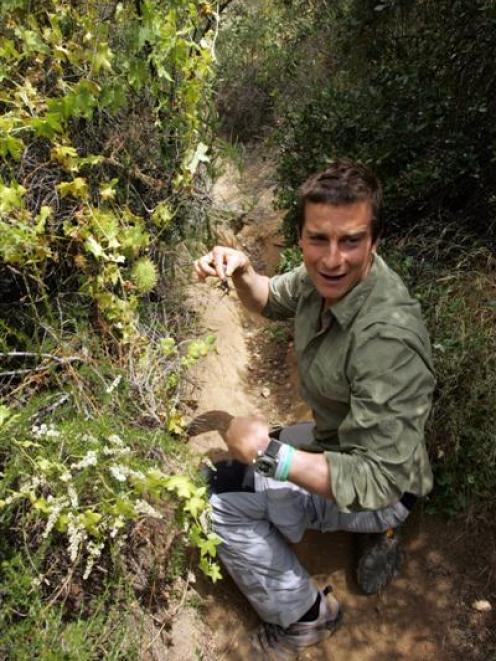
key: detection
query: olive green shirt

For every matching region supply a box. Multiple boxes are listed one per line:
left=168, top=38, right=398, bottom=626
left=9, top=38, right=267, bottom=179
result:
left=262, top=254, right=435, bottom=512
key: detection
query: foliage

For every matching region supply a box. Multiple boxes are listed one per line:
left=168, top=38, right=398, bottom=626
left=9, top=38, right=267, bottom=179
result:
left=0, top=385, right=222, bottom=653
left=0, top=1, right=225, bottom=652
left=273, top=0, right=496, bottom=242
left=0, top=566, right=138, bottom=660
left=382, top=231, right=496, bottom=515
left=215, top=0, right=330, bottom=141
left=0, top=0, right=216, bottom=343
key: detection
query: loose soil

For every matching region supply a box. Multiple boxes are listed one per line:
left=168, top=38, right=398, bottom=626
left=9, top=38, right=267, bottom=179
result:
left=170, top=150, right=495, bottom=660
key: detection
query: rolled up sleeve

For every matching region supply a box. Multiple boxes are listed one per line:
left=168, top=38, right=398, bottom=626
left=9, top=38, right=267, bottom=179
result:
left=327, top=332, right=435, bottom=511
left=261, top=265, right=306, bottom=321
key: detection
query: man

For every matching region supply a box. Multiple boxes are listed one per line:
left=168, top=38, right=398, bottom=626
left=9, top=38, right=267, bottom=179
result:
left=194, top=160, right=435, bottom=658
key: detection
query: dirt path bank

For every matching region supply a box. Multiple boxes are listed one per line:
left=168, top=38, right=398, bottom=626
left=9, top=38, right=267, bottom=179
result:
left=177, top=152, right=495, bottom=660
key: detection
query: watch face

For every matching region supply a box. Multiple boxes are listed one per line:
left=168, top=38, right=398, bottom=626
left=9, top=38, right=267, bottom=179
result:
left=255, top=456, right=277, bottom=477
left=253, top=439, right=281, bottom=478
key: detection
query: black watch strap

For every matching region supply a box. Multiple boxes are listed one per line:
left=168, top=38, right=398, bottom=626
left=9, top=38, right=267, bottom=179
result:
left=264, top=438, right=282, bottom=459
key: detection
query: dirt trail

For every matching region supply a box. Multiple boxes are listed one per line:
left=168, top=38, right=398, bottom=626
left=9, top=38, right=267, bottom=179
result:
left=177, top=151, right=495, bottom=660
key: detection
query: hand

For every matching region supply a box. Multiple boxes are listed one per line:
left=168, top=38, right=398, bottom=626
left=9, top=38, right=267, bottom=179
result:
left=193, top=246, right=250, bottom=282
left=222, top=415, right=271, bottom=464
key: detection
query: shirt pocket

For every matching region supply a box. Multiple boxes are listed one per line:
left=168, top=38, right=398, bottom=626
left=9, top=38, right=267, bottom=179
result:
left=304, top=364, right=351, bottom=424
left=310, top=360, right=351, bottom=403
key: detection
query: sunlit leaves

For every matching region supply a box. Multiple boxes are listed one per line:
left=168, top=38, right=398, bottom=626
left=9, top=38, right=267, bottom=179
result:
left=51, top=144, right=79, bottom=170
left=0, top=0, right=217, bottom=341
left=185, top=141, right=210, bottom=176
left=0, top=133, right=23, bottom=160
left=99, top=178, right=118, bottom=201
left=0, top=178, right=26, bottom=214
left=90, top=42, right=114, bottom=74
left=57, top=177, right=89, bottom=200
left=151, top=201, right=174, bottom=227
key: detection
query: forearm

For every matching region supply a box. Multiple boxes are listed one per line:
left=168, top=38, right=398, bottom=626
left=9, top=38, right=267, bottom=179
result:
left=287, top=450, right=334, bottom=500
left=223, top=416, right=334, bottom=499
left=232, top=265, right=270, bottom=314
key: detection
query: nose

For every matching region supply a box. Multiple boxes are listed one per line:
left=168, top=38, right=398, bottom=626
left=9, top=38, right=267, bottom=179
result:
left=321, top=242, right=343, bottom=271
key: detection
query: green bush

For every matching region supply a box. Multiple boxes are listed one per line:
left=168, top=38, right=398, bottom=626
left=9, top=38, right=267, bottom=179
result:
left=382, top=232, right=496, bottom=514
left=275, top=0, right=496, bottom=243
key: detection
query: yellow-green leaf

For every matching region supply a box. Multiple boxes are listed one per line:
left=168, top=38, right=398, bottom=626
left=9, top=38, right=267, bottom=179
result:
left=57, top=177, right=88, bottom=199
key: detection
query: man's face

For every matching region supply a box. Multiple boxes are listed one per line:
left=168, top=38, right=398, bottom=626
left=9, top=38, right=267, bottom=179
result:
left=298, top=200, right=376, bottom=306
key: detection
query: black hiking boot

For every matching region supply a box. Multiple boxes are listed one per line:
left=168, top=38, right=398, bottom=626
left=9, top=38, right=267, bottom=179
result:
left=355, top=528, right=404, bottom=595
left=250, top=586, right=342, bottom=660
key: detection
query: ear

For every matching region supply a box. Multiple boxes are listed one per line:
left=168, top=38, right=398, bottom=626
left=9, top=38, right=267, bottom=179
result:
left=298, top=236, right=303, bottom=249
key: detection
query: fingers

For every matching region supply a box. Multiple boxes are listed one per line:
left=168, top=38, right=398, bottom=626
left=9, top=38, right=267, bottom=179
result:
left=194, top=246, right=247, bottom=282
left=211, top=246, right=227, bottom=281
left=193, top=253, right=216, bottom=280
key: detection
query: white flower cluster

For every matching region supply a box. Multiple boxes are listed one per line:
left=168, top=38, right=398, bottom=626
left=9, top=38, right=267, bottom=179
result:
left=31, top=423, right=61, bottom=439
left=109, top=465, right=127, bottom=482
left=108, top=464, right=144, bottom=483
left=102, top=435, right=131, bottom=458
left=83, top=540, right=104, bottom=580
left=105, top=375, right=122, bottom=394
left=109, top=515, right=126, bottom=539
left=67, top=513, right=87, bottom=562
left=71, top=450, right=98, bottom=470
left=42, top=496, right=68, bottom=539
left=108, top=434, right=124, bottom=446
left=134, top=499, right=163, bottom=519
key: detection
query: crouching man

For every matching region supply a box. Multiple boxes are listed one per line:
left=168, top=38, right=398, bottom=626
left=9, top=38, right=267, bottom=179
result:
left=194, top=159, right=435, bottom=658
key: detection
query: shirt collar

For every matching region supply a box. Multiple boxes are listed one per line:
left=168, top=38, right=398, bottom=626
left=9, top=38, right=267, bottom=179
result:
left=327, top=254, right=379, bottom=329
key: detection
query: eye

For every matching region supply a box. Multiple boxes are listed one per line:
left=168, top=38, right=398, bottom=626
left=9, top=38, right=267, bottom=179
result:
left=342, top=236, right=362, bottom=246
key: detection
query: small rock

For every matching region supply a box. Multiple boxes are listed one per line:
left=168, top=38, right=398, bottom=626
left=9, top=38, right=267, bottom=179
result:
left=471, top=599, right=492, bottom=612
left=261, top=387, right=271, bottom=398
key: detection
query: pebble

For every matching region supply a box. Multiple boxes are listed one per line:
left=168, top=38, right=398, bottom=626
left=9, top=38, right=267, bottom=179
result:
left=261, top=387, right=271, bottom=398
left=471, top=599, right=492, bottom=612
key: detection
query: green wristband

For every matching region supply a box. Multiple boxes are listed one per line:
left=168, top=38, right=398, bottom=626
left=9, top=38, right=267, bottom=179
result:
left=275, top=445, right=295, bottom=481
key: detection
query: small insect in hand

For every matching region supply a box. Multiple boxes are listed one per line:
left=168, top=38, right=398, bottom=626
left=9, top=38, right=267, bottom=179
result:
left=216, top=279, right=231, bottom=298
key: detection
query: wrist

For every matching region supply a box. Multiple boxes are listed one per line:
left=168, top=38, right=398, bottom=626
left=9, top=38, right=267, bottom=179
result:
left=231, top=261, right=254, bottom=286
left=252, top=440, right=295, bottom=481
left=274, top=444, right=295, bottom=481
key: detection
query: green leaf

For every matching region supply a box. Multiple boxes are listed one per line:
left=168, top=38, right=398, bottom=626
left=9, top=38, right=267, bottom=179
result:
left=198, top=533, right=220, bottom=558
left=0, top=405, right=19, bottom=428
left=28, top=113, right=63, bottom=138
left=79, top=510, right=103, bottom=535
left=151, top=201, right=174, bottom=228
left=159, top=337, right=176, bottom=356
left=164, top=475, right=195, bottom=499
left=35, top=205, right=53, bottom=234
left=0, top=179, right=26, bottom=213
left=57, top=177, right=88, bottom=199
left=32, top=497, right=50, bottom=514
left=185, top=142, right=210, bottom=176
left=51, top=144, right=78, bottom=170
left=85, top=235, right=105, bottom=259
left=99, top=178, right=119, bottom=201
left=184, top=495, right=205, bottom=518
left=0, top=134, right=24, bottom=160
left=91, top=42, right=114, bottom=74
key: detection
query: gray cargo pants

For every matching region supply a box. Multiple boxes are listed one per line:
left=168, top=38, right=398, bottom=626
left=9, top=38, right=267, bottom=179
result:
left=210, top=423, right=410, bottom=628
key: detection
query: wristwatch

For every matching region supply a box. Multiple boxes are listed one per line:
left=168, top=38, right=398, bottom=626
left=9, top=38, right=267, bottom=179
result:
left=253, top=439, right=282, bottom=478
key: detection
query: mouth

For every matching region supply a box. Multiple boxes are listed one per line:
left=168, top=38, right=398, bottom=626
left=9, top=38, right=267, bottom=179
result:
left=319, top=272, right=347, bottom=284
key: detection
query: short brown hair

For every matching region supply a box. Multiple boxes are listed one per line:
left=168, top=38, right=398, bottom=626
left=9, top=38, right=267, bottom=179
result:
left=296, top=159, right=383, bottom=242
